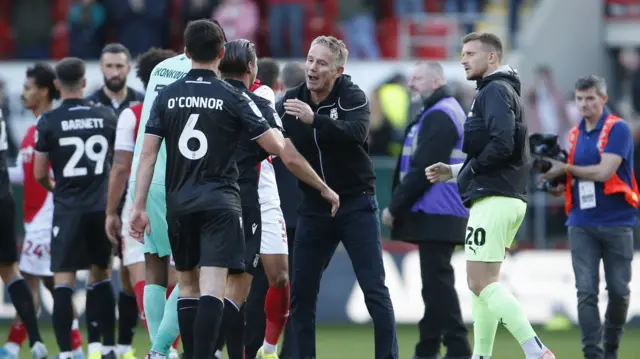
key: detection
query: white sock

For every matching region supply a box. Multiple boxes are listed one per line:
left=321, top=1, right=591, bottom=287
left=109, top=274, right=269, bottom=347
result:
left=4, top=343, right=20, bottom=356
left=214, top=350, right=222, bottom=359
left=263, top=341, right=278, bottom=354
left=101, top=345, right=116, bottom=355
left=522, top=336, right=545, bottom=357
left=59, top=351, right=74, bottom=359
left=117, top=345, right=132, bottom=356
left=71, top=319, right=80, bottom=330
left=88, top=342, right=102, bottom=355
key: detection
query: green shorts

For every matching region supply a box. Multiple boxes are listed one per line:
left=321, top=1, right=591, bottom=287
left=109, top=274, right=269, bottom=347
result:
left=465, top=196, right=526, bottom=262
left=131, top=184, right=171, bottom=258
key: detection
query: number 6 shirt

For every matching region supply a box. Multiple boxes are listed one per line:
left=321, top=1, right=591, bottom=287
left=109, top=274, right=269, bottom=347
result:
left=145, top=69, right=271, bottom=216
left=35, top=98, right=117, bottom=213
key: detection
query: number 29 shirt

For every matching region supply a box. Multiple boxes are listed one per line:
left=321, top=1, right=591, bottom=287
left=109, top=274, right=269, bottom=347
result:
left=35, top=99, right=117, bottom=213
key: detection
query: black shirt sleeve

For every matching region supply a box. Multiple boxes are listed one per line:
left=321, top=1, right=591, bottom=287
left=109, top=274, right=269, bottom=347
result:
left=35, top=115, right=53, bottom=153
left=311, top=88, right=370, bottom=144
left=388, top=111, right=459, bottom=217
left=232, top=92, right=271, bottom=141
left=101, top=107, right=118, bottom=147
left=145, top=96, right=166, bottom=138
left=469, top=84, right=516, bottom=173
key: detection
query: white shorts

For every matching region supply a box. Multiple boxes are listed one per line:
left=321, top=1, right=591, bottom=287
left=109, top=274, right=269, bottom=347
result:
left=19, top=228, right=53, bottom=277
left=121, top=195, right=145, bottom=267
left=260, top=206, right=288, bottom=255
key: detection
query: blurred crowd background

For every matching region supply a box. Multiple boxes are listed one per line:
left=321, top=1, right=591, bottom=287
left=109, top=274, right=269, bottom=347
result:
left=0, top=0, right=639, bottom=249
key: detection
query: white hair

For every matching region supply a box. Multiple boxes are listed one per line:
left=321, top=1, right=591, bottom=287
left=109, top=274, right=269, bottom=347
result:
left=310, top=36, right=349, bottom=69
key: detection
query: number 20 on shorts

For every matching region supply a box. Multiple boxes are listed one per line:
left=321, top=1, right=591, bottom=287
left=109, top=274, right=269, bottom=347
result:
left=466, top=226, right=486, bottom=246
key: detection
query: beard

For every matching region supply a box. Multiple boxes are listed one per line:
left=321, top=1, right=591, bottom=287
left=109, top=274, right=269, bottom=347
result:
left=104, top=76, right=126, bottom=92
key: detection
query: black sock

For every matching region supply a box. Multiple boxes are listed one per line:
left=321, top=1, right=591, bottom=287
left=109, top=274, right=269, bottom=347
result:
left=93, top=280, right=116, bottom=346
left=223, top=299, right=245, bottom=359
left=213, top=298, right=236, bottom=354
left=117, top=291, right=138, bottom=345
left=53, top=286, right=74, bottom=351
left=193, top=296, right=224, bottom=359
left=8, top=278, right=43, bottom=346
left=178, top=298, right=199, bottom=359
left=85, top=284, right=101, bottom=344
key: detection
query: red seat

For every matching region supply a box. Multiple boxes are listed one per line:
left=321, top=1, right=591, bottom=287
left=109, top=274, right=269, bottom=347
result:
left=377, top=17, right=398, bottom=58
left=50, top=0, right=70, bottom=59
left=409, top=21, right=450, bottom=60
left=0, top=20, right=14, bottom=59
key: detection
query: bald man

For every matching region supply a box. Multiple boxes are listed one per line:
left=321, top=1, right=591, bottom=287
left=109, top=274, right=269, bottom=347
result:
left=382, top=62, right=472, bottom=359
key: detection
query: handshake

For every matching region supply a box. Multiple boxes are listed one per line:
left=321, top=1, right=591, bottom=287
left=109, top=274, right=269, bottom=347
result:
left=529, top=133, right=567, bottom=192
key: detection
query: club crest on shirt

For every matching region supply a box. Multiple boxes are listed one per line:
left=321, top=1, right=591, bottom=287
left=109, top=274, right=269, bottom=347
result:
left=330, top=107, right=338, bottom=120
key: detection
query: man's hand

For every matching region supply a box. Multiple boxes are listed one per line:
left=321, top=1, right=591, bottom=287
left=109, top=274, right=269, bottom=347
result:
left=547, top=183, right=566, bottom=197
left=320, top=187, right=340, bottom=216
left=425, top=162, right=453, bottom=183
left=129, top=208, right=150, bottom=243
left=542, top=158, right=567, bottom=180
left=284, top=99, right=314, bottom=125
left=382, top=208, right=394, bottom=228
left=105, top=214, right=122, bottom=246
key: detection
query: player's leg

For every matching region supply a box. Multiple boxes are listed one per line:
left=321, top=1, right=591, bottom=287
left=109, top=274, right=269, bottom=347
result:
left=151, top=281, right=181, bottom=357
left=256, top=207, right=290, bottom=359
left=41, top=275, right=85, bottom=356
left=215, top=206, right=260, bottom=359
left=288, top=214, right=339, bottom=359
left=194, top=209, right=246, bottom=359
left=465, top=197, right=552, bottom=359
left=243, top=268, right=268, bottom=359
left=277, top=226, right=296, bottom=359
left=117, top=267, right=139, bottom=359
left=167, top=265, right=181, bottom=359
left=51, top=211, right=95, bottom=359
left=142, top=187, right=172, bottom=340
left=86, top=212, right=118, bottom=358
left=119, top=195, right=148, bottom=359
left=152, top=213, right=201, bottom=359
left=0, top=196, right=47, bottom=359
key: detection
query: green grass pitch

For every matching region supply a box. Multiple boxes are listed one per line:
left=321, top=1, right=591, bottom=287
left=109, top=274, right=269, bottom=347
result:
left=7, top=324, right=640, bottom=359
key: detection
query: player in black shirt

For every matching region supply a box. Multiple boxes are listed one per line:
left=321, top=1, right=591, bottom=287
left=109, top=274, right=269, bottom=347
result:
left=212, top=40, right=338, bottom=359
left=33, top=57, right=118, bottom=359
left=129, top=20, right=283, bottom=359
left=0, top=110, right=49, bottom=359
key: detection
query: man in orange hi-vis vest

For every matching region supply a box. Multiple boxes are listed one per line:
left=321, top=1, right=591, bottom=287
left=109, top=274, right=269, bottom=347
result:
left=543, top=75, right=637, bottom=359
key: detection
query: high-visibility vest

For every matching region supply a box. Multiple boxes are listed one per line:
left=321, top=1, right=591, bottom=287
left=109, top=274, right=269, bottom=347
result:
left=564, top=114, right=640, bottom=215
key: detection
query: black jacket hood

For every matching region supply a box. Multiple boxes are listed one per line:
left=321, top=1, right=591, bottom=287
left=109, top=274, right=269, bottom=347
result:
left=477, top=65, right=521, bottom=95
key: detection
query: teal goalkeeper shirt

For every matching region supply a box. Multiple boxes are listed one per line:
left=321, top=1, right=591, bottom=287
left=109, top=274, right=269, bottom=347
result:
left=128, top=54, right=191, bottom=198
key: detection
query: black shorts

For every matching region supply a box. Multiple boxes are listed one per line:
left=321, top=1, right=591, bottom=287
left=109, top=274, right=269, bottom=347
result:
left=168, top=208, right=245, bottom=272
left=50, top=211, right=112, bottom=272
left=230, top=206, right=262, bottom=275
left=0, top=195, right=18, bottom=265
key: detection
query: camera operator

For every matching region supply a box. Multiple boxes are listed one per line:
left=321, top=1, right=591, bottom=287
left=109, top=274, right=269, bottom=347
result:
left=543, top=75, right=638, bottom=359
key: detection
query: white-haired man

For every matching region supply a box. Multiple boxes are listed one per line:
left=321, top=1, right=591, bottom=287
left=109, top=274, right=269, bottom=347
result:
left=277, top=35, right=399, bottom=359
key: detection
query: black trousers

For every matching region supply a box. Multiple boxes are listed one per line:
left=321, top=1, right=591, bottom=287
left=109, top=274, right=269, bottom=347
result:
left=414, top=241, right=471, bottom=358
left=290, top=195, right=398, bottom=359
left=244, top=227, right=296, bottom=359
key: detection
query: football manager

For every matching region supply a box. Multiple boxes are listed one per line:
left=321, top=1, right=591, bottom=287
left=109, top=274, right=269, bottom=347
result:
left=277, top=35, right=399, bottom=359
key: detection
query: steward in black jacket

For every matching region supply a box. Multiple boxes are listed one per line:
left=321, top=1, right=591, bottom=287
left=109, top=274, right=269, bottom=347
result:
left=276, top=74, right=375, bottom=204
left=458, top=66, right=530, bottom=206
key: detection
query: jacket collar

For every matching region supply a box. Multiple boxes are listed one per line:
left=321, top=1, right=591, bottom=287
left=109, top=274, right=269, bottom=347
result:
left=421, top=85, right=453, bottom=110
left=297, top=74, right=349, bottom=107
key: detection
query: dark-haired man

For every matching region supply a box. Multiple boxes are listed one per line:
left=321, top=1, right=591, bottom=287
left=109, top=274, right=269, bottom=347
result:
left=3, top=63, right=85, bottom=359
left=105, top=47, right=182, bottom=359
left=86, top=43, right=145, bottom=359
left=129, top=19, right=286, bottom=359
left=426, top=32, right=554, bottom=359
left=87, top=43, right=145, bottom=116
left=0, top=69, right=51, bottom=359
left=34, top=57, right=118, bottom=359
